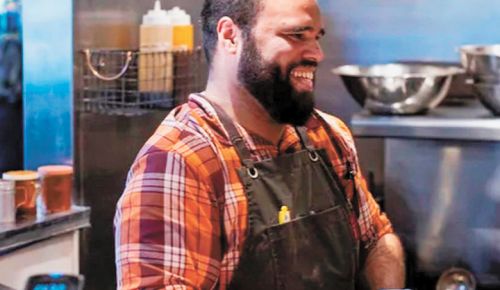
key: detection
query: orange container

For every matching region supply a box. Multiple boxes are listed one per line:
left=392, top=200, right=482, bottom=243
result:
left=169, top=6, right=193, bottom=51
left=38, top=165, right=73, bottom=214
left=173, top=25, right=193, bottom=51
left=2, top=170, right=39, bottom=216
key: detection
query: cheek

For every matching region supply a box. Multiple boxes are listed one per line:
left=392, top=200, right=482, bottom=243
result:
left=260, top=39, right=297, bottom=63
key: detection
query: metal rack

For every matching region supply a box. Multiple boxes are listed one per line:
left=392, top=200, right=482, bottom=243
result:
left=79, top=48, right=204, bottom=116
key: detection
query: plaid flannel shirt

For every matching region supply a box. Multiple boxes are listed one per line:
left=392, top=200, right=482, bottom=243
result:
left=114, top=94, right=393, bottom=290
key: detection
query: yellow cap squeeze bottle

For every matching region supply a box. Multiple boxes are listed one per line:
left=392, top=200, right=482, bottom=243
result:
left=278, top=206, right=291, bottom=224
left=168, top=6, right=193, bottom=51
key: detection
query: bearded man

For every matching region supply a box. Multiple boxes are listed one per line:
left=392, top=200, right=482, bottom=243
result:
left=114, top=0, right=405, bottom=289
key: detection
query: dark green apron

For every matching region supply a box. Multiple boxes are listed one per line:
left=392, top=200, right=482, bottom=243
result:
left=206, top=99, right=360, bottom=290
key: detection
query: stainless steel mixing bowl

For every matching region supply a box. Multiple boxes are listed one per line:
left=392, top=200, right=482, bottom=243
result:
left=471, top=83, right=500, bottom=115
left=436, top=268, right=476, bottom=290
left=332, top=63, right=463, bottom=115
left=460, top=45, right=500, bottom=115
left=460, top=44, right=500, bottom=78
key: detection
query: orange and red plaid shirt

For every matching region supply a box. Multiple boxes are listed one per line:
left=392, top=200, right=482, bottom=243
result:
left=114, top=94, right=393, bottom=290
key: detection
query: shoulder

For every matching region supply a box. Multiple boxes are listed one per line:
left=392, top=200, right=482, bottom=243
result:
left=312, top=109, right=357, bottom=155
left=130, top=101, right=222, bottom=179
left=120, top=101, right=226, bottom=206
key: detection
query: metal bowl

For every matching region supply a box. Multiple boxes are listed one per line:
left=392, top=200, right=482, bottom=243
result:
left=436, top=268, right=476, bottom=290
left=332, top=63, right=463, bottom=115
left=460, top=44, right=500, bottom=78
left=471, top=83, right=500, bottom=115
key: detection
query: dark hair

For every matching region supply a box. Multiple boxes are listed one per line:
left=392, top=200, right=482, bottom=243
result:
left=201, top=0, right=262, bottom=64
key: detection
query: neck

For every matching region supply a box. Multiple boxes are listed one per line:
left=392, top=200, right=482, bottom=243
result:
left=204, top=77, right=285, bottom=145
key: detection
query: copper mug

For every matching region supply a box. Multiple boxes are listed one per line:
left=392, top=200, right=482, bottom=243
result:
left=2, top=170, right=39, bottom=216
left=38, top=165, right=73, bottom=214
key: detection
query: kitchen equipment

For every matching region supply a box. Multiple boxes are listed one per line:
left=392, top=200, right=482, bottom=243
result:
left=139, top=0, right=173, bottom=94
left=352, top=107, right=500, bottom=289
left=460, top=44, right=500, bottom=78
left=471, top=83, right=500, bottom=115
left=80, top=48, right=203, bottom=116
left=332, top=63, right=463, bottom=115
left=38, top=165, right=73, bottom=214
left=459, top=45, right=500, bottom=115
left=436, top=268, right=476, bottom=290
left=169, top=6, right=194, bottom=51
left=25, top=274, right=84, bottom=290
left=2, top=170, right=39, bottom=216
left=0, top=179, right=15, bottom=223
left=396, top=61, right=475, bottom=106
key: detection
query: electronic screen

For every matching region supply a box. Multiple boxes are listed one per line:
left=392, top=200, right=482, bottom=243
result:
left=24, top=274, right=84, bottom=290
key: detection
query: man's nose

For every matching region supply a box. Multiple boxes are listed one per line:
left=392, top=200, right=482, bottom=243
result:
left=303, top=40, right=324, bottom=63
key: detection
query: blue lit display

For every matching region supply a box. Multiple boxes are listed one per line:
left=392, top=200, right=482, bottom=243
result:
left=0, top=0, right=20, bottom=35
left=22, top=0, right=73, bottom=169
left=48, top=273, right=63, bottom=279
left=33, top=283, right=67, bottom=290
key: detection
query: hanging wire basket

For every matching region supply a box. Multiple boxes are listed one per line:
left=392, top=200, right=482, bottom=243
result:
left=78, top=47, right=204, bottom=116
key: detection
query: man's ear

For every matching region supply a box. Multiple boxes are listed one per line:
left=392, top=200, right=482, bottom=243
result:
left=217, top=16, right=240, bottom=54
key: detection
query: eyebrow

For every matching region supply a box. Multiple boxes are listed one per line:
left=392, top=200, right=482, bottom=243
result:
left=286, top=26, right=326, bottom=37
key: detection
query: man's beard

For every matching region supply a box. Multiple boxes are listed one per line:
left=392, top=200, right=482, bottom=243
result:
left=237, top=35, right=317, bottom=126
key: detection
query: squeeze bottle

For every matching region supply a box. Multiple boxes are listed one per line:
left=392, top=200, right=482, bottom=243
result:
left=139, top=0, right=173, bottom=93
left=169, top=6, right=194, bottom=51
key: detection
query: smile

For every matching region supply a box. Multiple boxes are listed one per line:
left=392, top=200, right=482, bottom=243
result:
left=289, top=67, right=316, bottom=92
left=290, top=67, right=316, bottom=81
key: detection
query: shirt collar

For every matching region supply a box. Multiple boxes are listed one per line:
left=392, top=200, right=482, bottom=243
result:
left=188, top=93, right=320, bottom=152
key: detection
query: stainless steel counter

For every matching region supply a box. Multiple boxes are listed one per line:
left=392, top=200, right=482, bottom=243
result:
left=352, top=105, right=500, bottom=141
left=0, top=206, right=90, bottom=254
left=351, top=105, right=500, bottom=288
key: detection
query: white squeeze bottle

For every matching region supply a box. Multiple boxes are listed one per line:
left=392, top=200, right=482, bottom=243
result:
left=139, top=0, right=173, bottom=93
left=169, top=6, right=194, bottom=51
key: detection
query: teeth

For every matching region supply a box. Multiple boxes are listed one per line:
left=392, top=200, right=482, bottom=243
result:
left=291, top=71, right=314, bottom=80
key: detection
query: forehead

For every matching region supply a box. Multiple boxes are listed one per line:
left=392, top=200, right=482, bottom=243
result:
left=255, top=0, right=323, bottom=30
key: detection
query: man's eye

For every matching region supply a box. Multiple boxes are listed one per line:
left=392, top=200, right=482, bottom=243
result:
left=289, top=33, right=305, bottom=41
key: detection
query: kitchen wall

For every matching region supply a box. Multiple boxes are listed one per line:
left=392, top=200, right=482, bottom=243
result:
left=73, top=1, right=500, bottom=289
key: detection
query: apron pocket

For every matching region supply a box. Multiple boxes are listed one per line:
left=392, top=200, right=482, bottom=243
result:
left=267, top=205, right=356, bottom=290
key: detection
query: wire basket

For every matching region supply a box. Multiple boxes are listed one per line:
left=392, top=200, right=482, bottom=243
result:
left=79, top=48, right=204, bottom=116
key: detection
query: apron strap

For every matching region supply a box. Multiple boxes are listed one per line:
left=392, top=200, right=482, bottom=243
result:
left=195, top=94, right=255, bottom=168
left=294, top=126, right=316, bottom=152
left=313, top=110, right=360, bottom=219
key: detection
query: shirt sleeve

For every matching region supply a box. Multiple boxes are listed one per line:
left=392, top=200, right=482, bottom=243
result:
left=337, top=120, right=394, bottom=250
left=114, top=150, right=222, bottom=290
left=353, top=161, right=394, bottom=249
